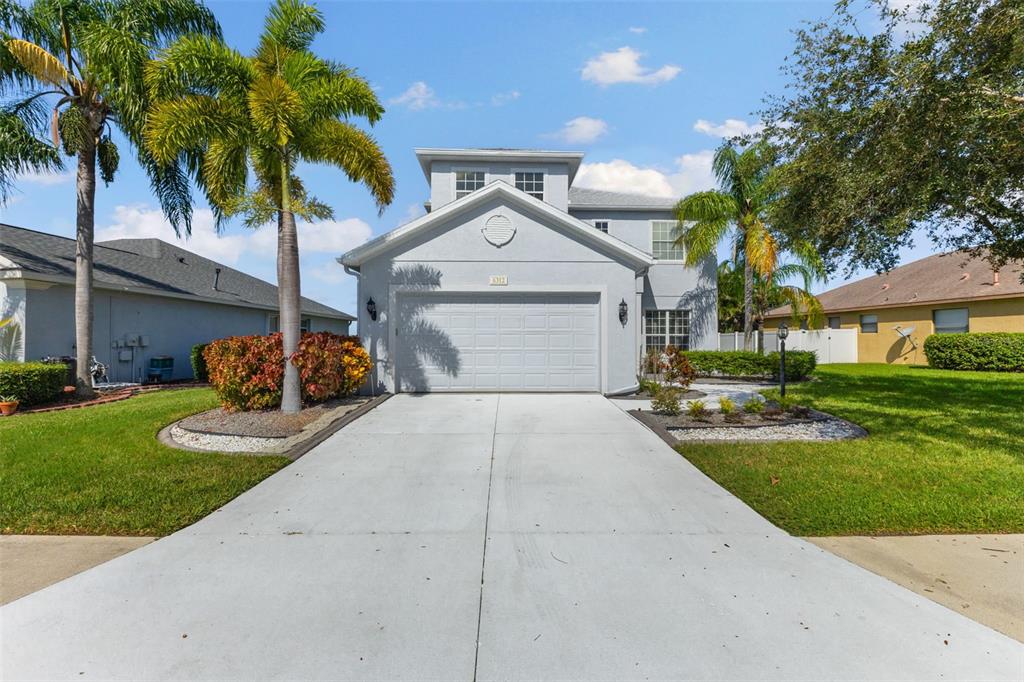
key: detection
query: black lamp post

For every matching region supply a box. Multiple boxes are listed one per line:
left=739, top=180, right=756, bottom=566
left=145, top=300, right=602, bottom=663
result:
left=777, top=322, right=789, bottom=397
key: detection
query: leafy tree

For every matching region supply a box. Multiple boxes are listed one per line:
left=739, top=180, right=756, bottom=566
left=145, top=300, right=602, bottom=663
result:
left=0, top=0, right=218, bottom=394
left=717, top=259, right=823, bottom=333
left=763, top=0, right=1024, bottom=277
left=145, top=0, right=394, bottom=413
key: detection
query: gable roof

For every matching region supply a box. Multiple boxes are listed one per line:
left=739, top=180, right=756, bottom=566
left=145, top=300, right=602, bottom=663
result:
left=339, top=180, right=655, bottom=270
left=765, top=249, right=1024, bottom=318
left=415, top=148, right=585, bottom=185
left=568, top=187, right=677, bottom=211
left=0, top=224, right=353, bottom=320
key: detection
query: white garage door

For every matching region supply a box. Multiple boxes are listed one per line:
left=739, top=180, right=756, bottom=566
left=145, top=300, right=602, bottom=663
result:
left=395, top=292, right=600, bottom=392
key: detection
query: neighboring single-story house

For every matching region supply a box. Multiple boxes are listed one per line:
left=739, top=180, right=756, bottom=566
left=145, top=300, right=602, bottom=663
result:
left=763, top=250, right=1024, bottom=364
left=1, top=223, right=353, bottom=381
left=339, top=147, right=717, bottom=394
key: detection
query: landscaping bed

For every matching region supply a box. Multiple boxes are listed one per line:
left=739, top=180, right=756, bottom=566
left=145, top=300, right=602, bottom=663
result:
left=178, top=396, right=370, bottom=438
left=633, top=403, right=865, bottom=443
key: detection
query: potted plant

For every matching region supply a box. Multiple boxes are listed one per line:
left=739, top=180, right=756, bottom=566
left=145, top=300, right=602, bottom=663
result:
left=0, top=395, right=19, bottom=416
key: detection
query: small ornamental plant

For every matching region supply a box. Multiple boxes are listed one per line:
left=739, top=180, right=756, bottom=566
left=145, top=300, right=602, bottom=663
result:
left=687, top=399, right=710, bottom=421
left=663, top=346, right=697, bottom=389
left=205, top=332, right=372, bottom=411
left=743, top=397, right=765, bottom=414
left=650, top=386, right=682, bottom=416
left=718, top=396, right=736, bottom=415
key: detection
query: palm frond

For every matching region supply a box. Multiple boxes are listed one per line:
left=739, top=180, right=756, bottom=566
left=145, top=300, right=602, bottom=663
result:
left=261, top=0, right=325, bottom=53
left=301, top=70, right=384, bottom=125
left=4, top=38, right=72, bottom=89
left=0, top=108, right=62, bottom=204
left=109, top=0, right=221, bottom=47
left=297, top=118, right=394, bottom=211
left=674, top=190, right=736, bottom=265
left=201, top=137, right=248, bottom=210
left=144, top=95, right=242, bottom=163
left=744, top=218, right=779, bottom=277
left=145, top=34, right=253, bottom=101
left=247, top=73, right=301, bottom=146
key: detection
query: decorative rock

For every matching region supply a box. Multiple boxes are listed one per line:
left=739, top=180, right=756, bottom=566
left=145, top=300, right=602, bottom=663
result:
left=670, top=418, right=863, bottom=442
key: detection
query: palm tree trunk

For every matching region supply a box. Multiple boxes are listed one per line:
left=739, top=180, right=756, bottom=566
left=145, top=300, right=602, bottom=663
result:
left=743, top=257, right=754, bottom=351
left=278, top=164, right=302, bottom=414
left=74, top=140, right=97, bottom=397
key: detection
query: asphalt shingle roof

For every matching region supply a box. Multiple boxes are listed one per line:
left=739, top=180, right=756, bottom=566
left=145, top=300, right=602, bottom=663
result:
left=766, top=249, right=1024, bottom=317
left=568, top=187, right=677, bottom=210
left=0, top=224, right=352, bottom=320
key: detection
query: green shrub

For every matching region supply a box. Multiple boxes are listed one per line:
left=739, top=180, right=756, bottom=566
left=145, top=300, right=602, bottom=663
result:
left=923, top=333, right=1024, bottom=372
left=718, top=396, right=736, bottom=414
left=638, top=376, right=661, bottom=395
left=190, top=343, right=210, bottom=382
left=0, top=362, right=67, bottom=406
left=687, top=399, right=710, bottom=420
left=204, top=332, right=372, bottom=411
left=743, top=397, right=765, bottom=414
left=650, top=386, right=681, bottom=416
left=682, top=350, right=817, bottom=380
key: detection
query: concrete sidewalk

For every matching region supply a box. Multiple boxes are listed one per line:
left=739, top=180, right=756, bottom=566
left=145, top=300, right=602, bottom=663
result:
left=2, top=394, right=1021, bottom=680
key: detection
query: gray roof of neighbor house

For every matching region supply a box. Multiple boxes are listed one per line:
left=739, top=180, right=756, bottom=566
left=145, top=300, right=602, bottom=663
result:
left=568, top=187, right=677, bottom=210
left=0, top=224, right=353, bottom=320
left=765, top=249, right=1024, bottom=318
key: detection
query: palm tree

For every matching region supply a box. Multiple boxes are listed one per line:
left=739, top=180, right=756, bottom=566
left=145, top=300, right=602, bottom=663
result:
left=675, top=140, right=793, bottom=350
left=718, top=257, right=824, bottom=333
left=0, top=0, right=219, bottom=395
left=145, top=0, right=394, bottom=413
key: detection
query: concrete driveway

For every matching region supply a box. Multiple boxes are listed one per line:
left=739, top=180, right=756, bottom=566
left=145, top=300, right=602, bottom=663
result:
left=2, top=394, right=1021, bottom=680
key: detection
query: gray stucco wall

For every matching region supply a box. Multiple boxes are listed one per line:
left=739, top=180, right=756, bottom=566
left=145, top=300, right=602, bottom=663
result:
left=22, top=283, right=349, bottom=381
left=355, top=196, right=656, bottom=394
left=429, top=161, right=570, bottom=211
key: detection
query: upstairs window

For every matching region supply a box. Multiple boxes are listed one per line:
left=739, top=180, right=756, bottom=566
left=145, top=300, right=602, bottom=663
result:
left=651, top=220, right=684, bottom=260
left=515, top=171, right=544, bottom=200
left=455, top=170, right=485, bottom=199
left=933, top=307, right=969, bottom=334
left=594, top=221, right=609, bottom=233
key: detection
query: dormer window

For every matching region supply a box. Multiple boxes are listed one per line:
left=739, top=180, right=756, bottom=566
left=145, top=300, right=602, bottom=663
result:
left=515, top=171, right=544, bottom=200
left=455, top=170, right=485, bottom=199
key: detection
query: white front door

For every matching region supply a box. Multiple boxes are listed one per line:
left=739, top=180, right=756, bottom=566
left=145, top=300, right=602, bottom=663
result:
left=394, top=292, right=600, bottom=392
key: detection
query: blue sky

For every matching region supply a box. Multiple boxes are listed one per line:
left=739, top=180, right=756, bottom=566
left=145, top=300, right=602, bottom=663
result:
left=1, top=0, right=936, bottom=318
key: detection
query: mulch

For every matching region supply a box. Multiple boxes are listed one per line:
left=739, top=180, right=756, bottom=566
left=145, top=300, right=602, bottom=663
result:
left=177, top=397, right=371, bottom=438
left=13, top=389, right=135, bottom=415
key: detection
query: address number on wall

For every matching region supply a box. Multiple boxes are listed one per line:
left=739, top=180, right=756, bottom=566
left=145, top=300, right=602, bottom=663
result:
left=489, top=275, right=508, bottom=286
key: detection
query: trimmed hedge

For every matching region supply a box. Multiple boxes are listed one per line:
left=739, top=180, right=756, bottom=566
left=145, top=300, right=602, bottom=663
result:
left=204, top=332, right=372, bottom=411
left=682, top=350, right=817, bottom=380
left=190, top=343, right=210, bottom=382
left=923, top=333, right=1024, bottom=372
left=0, top=362, right=67, bottom=405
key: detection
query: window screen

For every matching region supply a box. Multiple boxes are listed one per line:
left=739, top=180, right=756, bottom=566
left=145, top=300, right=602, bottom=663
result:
left=933, top=308, right=969, bottom=334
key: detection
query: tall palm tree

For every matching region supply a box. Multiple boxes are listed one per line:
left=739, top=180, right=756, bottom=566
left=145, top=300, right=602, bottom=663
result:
left=145, top=0, right=394, bottom=413
left=717, top=257, right=824, bottom=333
left=675, top=140, right=793, bottom=350
left=0, top=0, right=218, bottom=395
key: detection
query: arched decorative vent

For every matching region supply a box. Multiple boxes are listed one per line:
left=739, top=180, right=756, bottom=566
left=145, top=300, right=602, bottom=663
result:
left=482, top=214, right=516, bottom=247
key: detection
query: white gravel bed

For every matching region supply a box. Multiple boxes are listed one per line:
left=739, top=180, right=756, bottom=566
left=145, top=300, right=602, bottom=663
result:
left=670, top=418, right=863, bottom=442
left=169, top=424, right=283, bottom=453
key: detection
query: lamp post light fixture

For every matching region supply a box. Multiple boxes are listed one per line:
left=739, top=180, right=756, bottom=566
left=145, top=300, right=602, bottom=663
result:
left=777, top=322, right=789, bottom=397
left=618, top=299, right=628, bottom=326
left=366, top=297, right=378, bottom=322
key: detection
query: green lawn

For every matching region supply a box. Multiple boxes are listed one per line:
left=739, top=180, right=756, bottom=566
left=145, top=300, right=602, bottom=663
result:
left=0, top=388, right=288, bottom=536
left=677, top=364, right=1024, bottom=536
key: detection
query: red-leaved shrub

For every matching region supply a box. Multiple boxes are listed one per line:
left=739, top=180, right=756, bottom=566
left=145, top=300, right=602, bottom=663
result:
left=204, top=332, right=372, bottom=411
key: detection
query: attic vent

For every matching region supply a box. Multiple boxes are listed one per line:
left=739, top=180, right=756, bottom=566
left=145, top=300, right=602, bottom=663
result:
left=482, top=214, right=516, bottom=247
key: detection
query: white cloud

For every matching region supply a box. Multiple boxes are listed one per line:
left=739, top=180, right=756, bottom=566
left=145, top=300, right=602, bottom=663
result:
left=17, top=170, right=74, bottom=186
left=628, top=26, right=647, bottom=34
left=581, top=47, right=680, bottom=86
left=309, top=261, right=349, bottom=284
left=575, top=150, right=716, bottom=199
left=693, top=118, right=764, bottom=139
left=398, top=203, right=425, bottom=226
left=548, top=116, right=609, bottom=144
left=389, top=81, right=440, bottom=110
left=96, top=205, right=372, bottom=266
left=491, top=90, right=520, bottom=107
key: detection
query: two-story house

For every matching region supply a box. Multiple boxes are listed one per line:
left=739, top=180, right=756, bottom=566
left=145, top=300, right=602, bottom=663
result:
left=339, top=148, right=717, bottom=394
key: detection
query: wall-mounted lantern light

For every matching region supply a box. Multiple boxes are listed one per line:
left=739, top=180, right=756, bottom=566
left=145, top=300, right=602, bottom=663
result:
left=618, top=299, right=628, bottom=326
left=366, top=297, right=378, bottom=321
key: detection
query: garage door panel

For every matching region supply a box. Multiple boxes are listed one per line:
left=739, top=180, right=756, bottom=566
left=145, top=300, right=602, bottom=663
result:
left=396, top=293, right=599, bottom=392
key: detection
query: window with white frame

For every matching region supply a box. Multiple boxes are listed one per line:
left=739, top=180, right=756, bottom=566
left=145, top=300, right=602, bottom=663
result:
left=514, top=171, right=544, bottom=199
left=651, top=220, right=684, bottom=260
left=594, top=220, right=609, bottom=233
left=933, top=307, right=969, bottom=333
left=644, top=310, right=690, bottom=352
left=454, top=170, right=485, bottom=199
left=269, top=315, right=312, bottom=333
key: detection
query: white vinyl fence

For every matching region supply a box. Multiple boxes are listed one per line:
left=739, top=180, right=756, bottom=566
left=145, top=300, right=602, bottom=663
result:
left=718, top=329, right=858, bottom=364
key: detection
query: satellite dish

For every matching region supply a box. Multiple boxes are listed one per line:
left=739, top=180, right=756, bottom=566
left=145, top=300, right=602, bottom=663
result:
left=894, top=325, right=918, bottom=349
